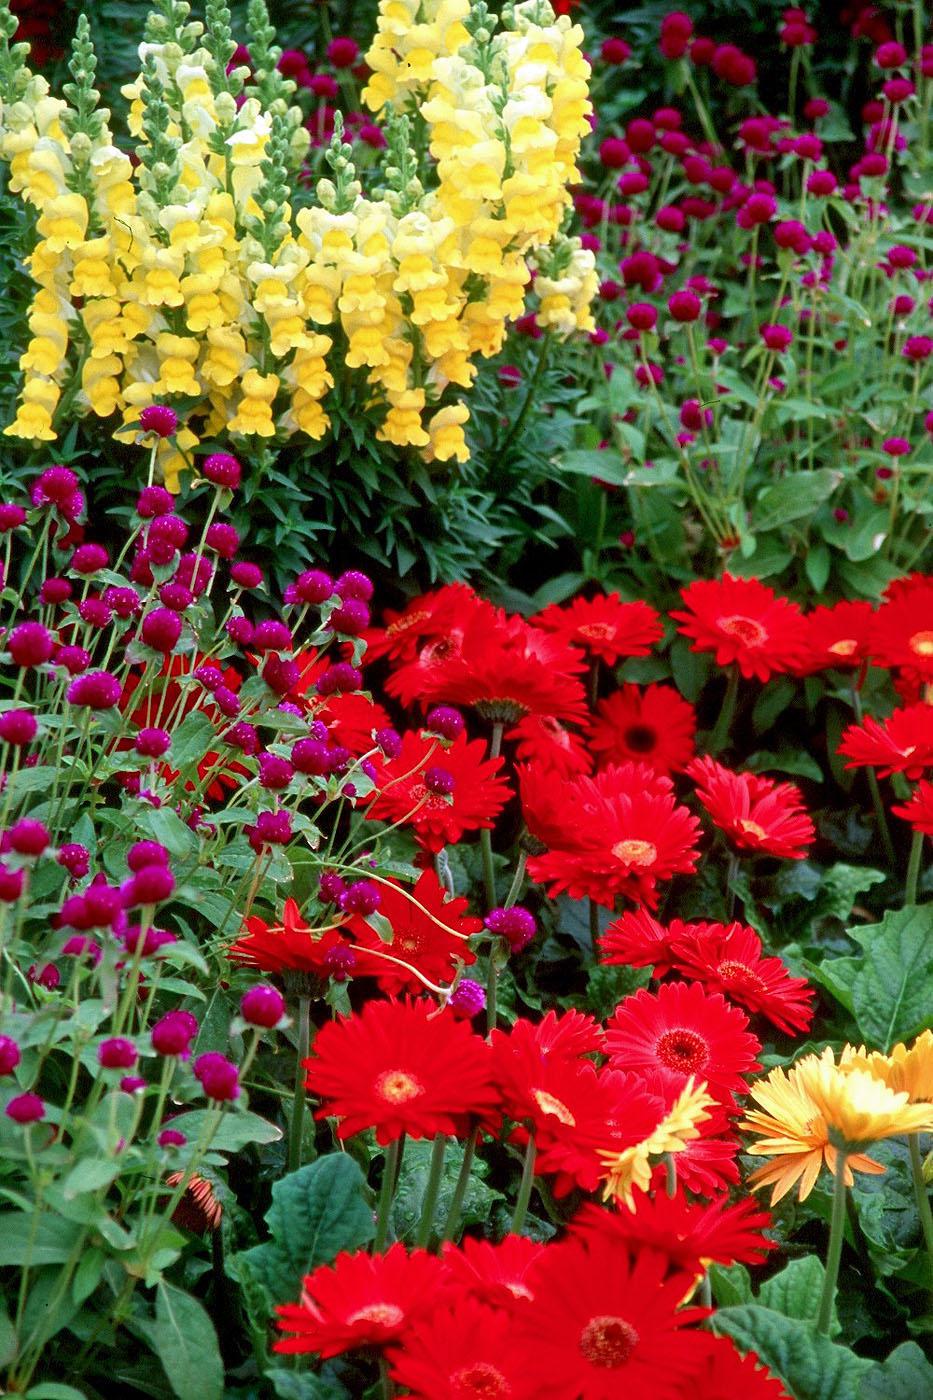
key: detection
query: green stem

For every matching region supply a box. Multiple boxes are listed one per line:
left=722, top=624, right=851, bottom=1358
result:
left=373, top=1137, right=402, bottom=1253
left=588, top=898, right=600, bottom=948
left=379, top=1356, right=395, bottom=1400
left=905, top=828, right=924, bottom=907
left=817, top=1149, right=849, bottom=1336
left=851, top=684, right=896, bottom=865
left=503, top=852, right=527, bottom=910
left=287, top=996, right=311, bottom=1174
left=498, top=334, right=551, bottom=457
left=708, top=667, right=740, bottom=755
left=414, top=1134, right=447, bottom=1248
left=443, top=1130, right=477, bottom=1241
left=511, top=1136, right=537, bottom=1235
left=909, top=1135, right=933, bottom=1285
left=480, top=827, right=496, bottom=909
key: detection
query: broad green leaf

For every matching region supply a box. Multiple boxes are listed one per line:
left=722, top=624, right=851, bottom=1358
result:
left=759, top=1257, right=838, bottom=1334
left=558, top=449, right=630, bottom=486
left=228, top=1156, right=373, bottom=1316
left=132, top=805, right=199, bottom=860
left=851, top=1138, right=923, bottom=1277
left=63, top=1157, right=121, bottom=1198
left=265, top=1368, right=350, bottom=1400
left=713, top=1305, right=873, bottom=1399
left=847, top=906, right=933, bottom=1049
left=752, top=470, right=841, bottom=531
left=167, top=711, right=217, bottom=769
left=25, top=1387, right=89, bottom=1400
left=175, top=1109, right=283, bottom=1153
left=709, top=1262, right=752, bottom=1308
left=154, top=1280, right=223, bottom=1400
left=0, top=1213, right=82, bottom=1266
left=0, top=1295, right=16, bottom=1368
left=391, top=1138, right=503, bottom=1242
left=859, top=1343, right=933, bottom=1398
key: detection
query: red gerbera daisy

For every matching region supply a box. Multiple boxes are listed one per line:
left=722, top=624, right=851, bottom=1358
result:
left=345, top=870, right=479, bottom=993
left=589, top=684, right=696, bottom=775
left=687, top=755, right=815, bottom=859
left=668, top=921, right=815, bottom=1034
left=517, top=762, right=578, bottom=848
left=799, top=601, right=875, bottom=674
left=274, top=1243, right=447, bottom=1358
left=605, top=982, right=761, bottom=1104
left=440, top=1235, right=546, bottom=1312
left=227, top=898, right=348, bottom=975
left=363, top=583, right=487, bottom=664
left=838, top=702, right=933, bottom=780
left=534, top=593, right=664, bottom=665
left=892, top=779, right=933, bottom=835
left=387, top=1298, right=531, bottom=1399
left=509, top=1235, right=710, bottom=1400
left=305, top=998, right=496, bottom=1144
left=569, top=1191, right=774, bottom=1273
left=318, top=690, right=392, bottom=755
left=507, top=713, right=592, bottom=777
left=671, top=574, right=807, bottom=681
left=689, top=1335, right=791, bottom=1398
left=388, top=608, right=588, bottom=723
left=600, top=911, right=730, bottom=979
left=868, top=574, right=933, bottom=679
left=526, top=763, right=702, bottom=909
left=365, top=730, right=511, bottom=853
left=522, top=1007, right=606, bottom=1061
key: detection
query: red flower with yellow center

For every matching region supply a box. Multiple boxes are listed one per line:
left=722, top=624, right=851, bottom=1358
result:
left=838, top=702, right=933, bottom=780
left=869, top=574, right=933, bottom=679
left=687, top=755, right=815, bottom=859
left=668, top=921, right=814, bottom=1033
left=534, top=593, right=664, bottom=665
left=569, top=1191, right=774, bottom=1274
left=387, top=1298, right=530, bottom=1398
left=345, top=869, right=479, bottom=993
left=589, top=684, right=696, bottom=774
left=363, top=583, right=486, bottom=664
left=799, top=600, right=875, bottom=673
left=671, top=574, right=807, bottom=681
left=365, top=730, right=511, bottom=852
left=892, top=778, right=933, bottom=835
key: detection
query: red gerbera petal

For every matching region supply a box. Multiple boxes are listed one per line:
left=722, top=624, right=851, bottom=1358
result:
left=387, top=1298, right=532, bottom=1398
left=363, top=583, right=488, bottom=664
left=568, top=1190, right=774, bottom=1273
left=589, top=684, right=697, bottom=775
left=868, top=574, right=933, bottom=679
left=366, top=730, right=511, bottom=852
left=534, top=593, right=664, bottom=665
left=838, top=703, right=933, bottom=780
left=687, top=755, right=815, bottom=859
left=688, top=1334, right=791, bottom=1398
left=600, top=911, right=727, bottom=979
left=799, top=601, right=875, bottom=673
left=671, top=574, right=807, bottom=681
left=892, top=778, right=933, bottom=835
left=440, top=1235, right=547, bottom=1312
left=227, top=898, right=348, bottom=976
left=345, top=869, right=479, bottom=993
left=305, top=999, right=497, bottom=1144
left=605, top=982, right=761, bottom=1104
left=507, top=713, right=592, bottom=777
left=668, top=921, right=815, bottom=1034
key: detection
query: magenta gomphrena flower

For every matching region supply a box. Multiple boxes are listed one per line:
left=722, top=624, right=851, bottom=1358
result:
left=230, top=562, right=263, bottom=590
left=29, top=962, right=60, bottom=990
left=226, top=615, right=254, bottom=647
left=135, top=726, right=172, bottom=758
left=874, top=40, right=907, bottom=69
left=136, top=485, right=174, bottom=518
left=78, top=599, right=112, bottom=629
left=319, top=870, right=347, bottom=905
left=71, top=542, right=109, bottom=574
left=316, top=662, right=362, bottom=696
left=291, top=737, right=331, bottom=774
left=424, top=706, right=465, bottom=742
left=760, top=324, right=793, bottom=352
left=206, top=522, right=240, bottom=558
left=497, top=364, right=523, bottom=389
left=67, top=670, right=121, bottom=709
left=8, top=818, right=50, bottom=857
left=158, top=1127, right=187, bottom=1147
left=124, top=863, right=175, bottom=906
left=202, top=452, right=242, bottom=489
left=253, top=619, right=293, bottom=653
left=598, top=137, right=629, bottom=169
left=121, top=1075, right=147, bottom=1093
left=140, top=608, right=184, bottom=653
left=56, top=645, right=91, bottom=675
left=448, top=978, right=486, bottom=1019
left=903, top=336, right=933, bottom=362
left=8, top=622, right=54, bottom=668
left=659, top=10, right=692, bottom=59
left=57, top=843, right=90, bottom=879
left=139, top=404, right=178, bottom=438
left=601, top=36, right=631, bottom=64
left=175, top=552, right=213, bottom=597
left=40, top=577, right=73, bottom=605
left=258, top=753, right=294, bottom=789
left=340, top=879, right=381, bottom=915
left=194, top=1051, right=240, bottom=1101
left=159, top=583, right=193, bottom=612
left=485, top=906, right=538, bottom=954
left=228, top=721, right=261, bottom=755
left=292, top=569, right=334, bottom=604
left=0, top=866, right=24, bottom=901
left=127, top=840, right=170, bottom=872
left=882, top=437, right=911, bottom=457
left=335, top=569, right=374, bottom=602
left=151, top=1009, right=198, bottom=1057
left=214, top=683, right=243, bottom=716
left=375, top=726, right=402, bottom=758
left=0, top=503, right=26, bottom=532
left=328, top=598, right=370, bottom=635
left=32, top=465, right=78, bottom=508
left=0, top=1034, right=21, bottom=1075
left=626, top=302, right=658, bottom=332
left=98, top=1037, right=139, bottom=1070
left=424, top=766, right=456, bottom=796
left=61, top=935, right=102, bottom=965
left=247, top=809, right=293, bottom=851
left=5, top=1092, right=45, bottom=1124
left=327, top=34, right=358, bottom=66
left=667, top=289, right=701, bottom=323
left=241, top=983, right=286, bottom=1028
left=0, top=710, right=37, bottom=746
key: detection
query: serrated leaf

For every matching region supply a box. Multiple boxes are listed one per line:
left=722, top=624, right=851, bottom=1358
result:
left=859, top=1343, right=933, bottom=1398
left=391, top=1138, right=503, bottom=1242
left=751, top=470, right=841, bottom=531
left=712, top=1305, right=873, bottom=1399
left=174, top=1109, right=283, bottom=1153
left=847, top=906, right=933, bottom=1049
left=759, top=1256, right=838, bottom=1334
left=153, top=1280, right=223, bottom=1400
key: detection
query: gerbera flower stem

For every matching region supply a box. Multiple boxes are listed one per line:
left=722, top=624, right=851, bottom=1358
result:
left=414, top=1134, right=447, bottom=1248
left=908, top=1136, right=933, bottom=1278
left=708, top=666, right=740, bottom=755
left=503, top=852, right=527, bottom=910
left=905, top=829, right=924, bottom=907
left=511, top=1135, right=538, bottom=1235
left=373, top=1137, right=403, bottom=1253
left=817, top=1148, right=849, bottom=1336
left=851, top=684, right=896, bottom=864
left=287, top=996, right=312, bottom=1175
left=379, top=1356, right=395, bottom=1400
left=442, top=1128, right=477, bottom=1241
left=479, top=723, right=505, bottom=908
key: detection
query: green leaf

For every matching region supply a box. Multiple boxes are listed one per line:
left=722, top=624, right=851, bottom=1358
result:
left=712, top=1305, right=873, bottom=1399
left=167, top=711, right=217, bottom=769
left=759, top=1257, right=838, bottom=1334
left=153, top=1280, right=224, bottom=1400
left=859, top=1343, right=933, bottom=1398
left=847, top=905, right=933, bottom=1049
left=63, top=1157, right=121, bottom=1198
left=557, top=449, right=630, bottom=487
left=175, top=1109, right=283, bottom=1153
left=25, top=1386, right=89, bottom=1400
left=752, top=470, right=841, bottom=531
left=391, top=1138, right=503, bottom=1242
left=228, top=1156, right=373, bottom=1316
left=709, top=1262, right=752, bottom=1308
left=805, top=541, right=831, bottom=593
left=264, top=1369, right=350, bottom=1400
left=0, top=1213, right=82, bottom=1266
left=0, top=1296, right=16, bottom=1368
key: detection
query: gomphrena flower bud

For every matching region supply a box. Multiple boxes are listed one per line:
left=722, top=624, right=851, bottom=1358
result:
left=253, top=620, right=293, bottom=653
left=340, top=880, right=381, bottom=915
left=57, top=843, right=90, bottom=878
left=335, top=569, right=374, bottom=601
left=316, top=662, right=362, bottom=695
left=241, top=984, right=286, bottom=1027
left=40, top=577, right=72, bottom=605
left=328, top=598, right=370, bottom=634
left=231, top=562, right=263, bottom=589
left=0, top=1034, right=22, bottom=1075
left=158, top=1128, right=187, bottom=1147
left=327, top=35, right=359, bottom=67
left=449, top=978, right=486, bottom=1018
left=292, top=569, right=334, bottom=604
left=319, top=871, right=347, bottom=904
left=5, top=1092, right=45, bottom=1124
left=121, top=1076, right=147, bottom=1093
left=32, top=465, right=78, bottom=509
left=127, top=841, right=170, bottom=871
left=56, top=645, right=91, bottom=675
left=8, top=622, right=54, bottom=668
left=139, top=404, right=178, bottom=438
left=202, top=452, right=242, bottom=489
left=141, top=608, right=183, bottom=653
left=0, top=710, right=37, bottom=746
left=194, top=1051, right=240, bottom=1101
left=8, top=818, right=50, bottom=857
left=375, top=726, right=402, bottom=758
left=485, top=906, right=538, bottom=954
left=136, top=486, right=174, bottom=519
left=135, top=727, right=172, bottom=758
left=151, top=1009, right=199, bottom=1057
left=0, top=503, right=26, bottom=532
left=98, top=1037, right=139, bottom=1069
left=425, top=706, right=464, bottom=741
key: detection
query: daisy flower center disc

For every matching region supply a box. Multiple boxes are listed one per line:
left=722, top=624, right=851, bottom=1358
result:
left=387, top=610, right=429, bottom=638
left=718, top=614, right=768, bottom=646
left=375, top=1068, right=424, bottom=1103
left=611, top=838, right=658, bottom=868
left=450, top=1361, right=513, bottom=1397
left=827, top=638, right=858, bottom=657
left=717, top=958, right=768, bottom=993
left=579, top=1315, right=640, bottom=1368
left=623, top=724, right=657, bottom=753
left=345, top=1302, right=405, bottom=1328
left=532, top=1088, right=577, bottom=1126
left=909, top=629, right=933, bottom=657
left=655, top=1027, right=709, bottom=1074
left=578, top=622, right=616, bottom=641
left=739, top=818, right=769, bottom=841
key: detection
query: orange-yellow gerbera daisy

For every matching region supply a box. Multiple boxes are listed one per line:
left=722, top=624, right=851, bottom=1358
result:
left=841, top=1031, right=933, bottom=1104
left=598, top=1076, right=715, bottom=1208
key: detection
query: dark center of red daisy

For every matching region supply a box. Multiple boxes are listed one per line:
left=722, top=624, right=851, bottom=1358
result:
left=655, top=1027, right=709, bottom=1074
left=450, top=1362, right=513, bottom=1397
left=579, top=1315, right=640, bottom=1368
left=717, top=958, right=768, bottom=993
left=909, top=629, right=933, bottom=657
left=718, top=614, right=768, bottom=646
left=375, top=1069, right=424, bottom=1104
left=578, top=622, right=616, bottom=641
left=623, top=724, right=657, bottom=753
left=346, top=1302, right=405, bottom=1329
